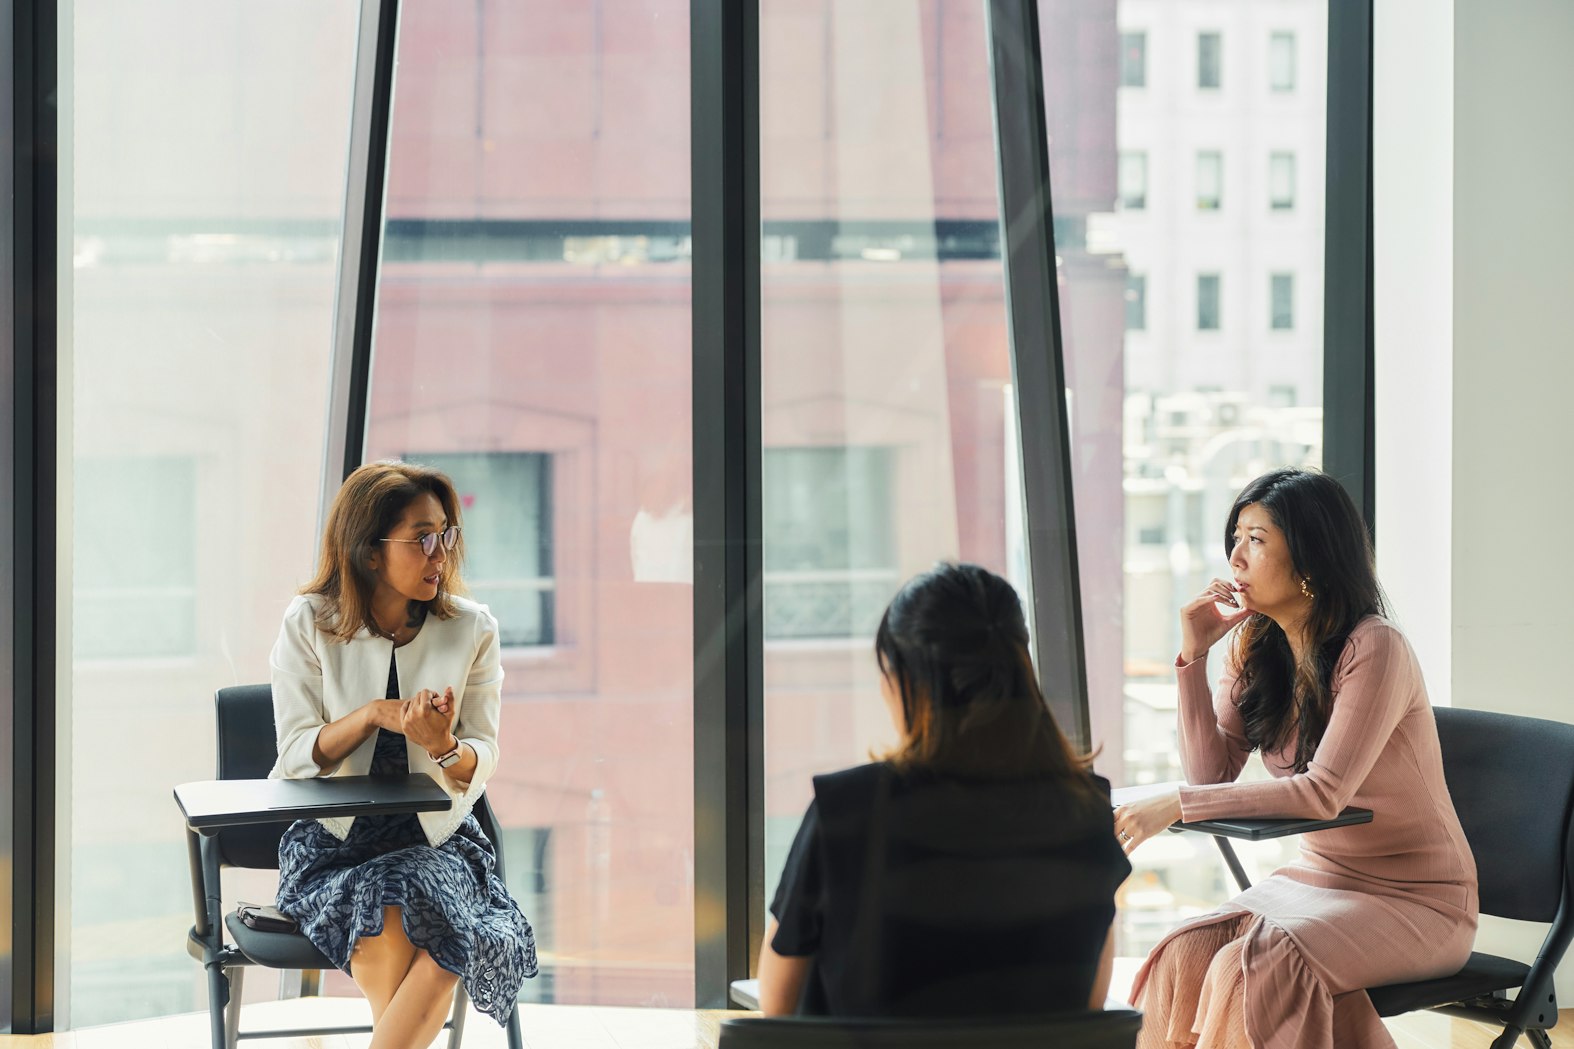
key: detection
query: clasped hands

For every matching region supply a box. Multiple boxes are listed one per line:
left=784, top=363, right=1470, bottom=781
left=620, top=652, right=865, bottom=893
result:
left=372, top=687, right=458, bottom=759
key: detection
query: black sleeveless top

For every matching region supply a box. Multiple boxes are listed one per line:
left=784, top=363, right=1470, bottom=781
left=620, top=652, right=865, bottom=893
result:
left=769, top=762, right=1128, bottom=1017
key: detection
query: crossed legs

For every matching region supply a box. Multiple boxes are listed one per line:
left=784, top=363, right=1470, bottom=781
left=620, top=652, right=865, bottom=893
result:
left=350, top=905, right=461, bottom=1049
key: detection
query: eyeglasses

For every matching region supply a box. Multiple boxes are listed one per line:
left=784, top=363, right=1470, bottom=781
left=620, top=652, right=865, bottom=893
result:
left=380, top=526, right=460, bottom=558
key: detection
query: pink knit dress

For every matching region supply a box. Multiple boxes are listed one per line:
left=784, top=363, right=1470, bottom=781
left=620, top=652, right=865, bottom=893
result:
left=1130, top=617, right=1478, bottom=1049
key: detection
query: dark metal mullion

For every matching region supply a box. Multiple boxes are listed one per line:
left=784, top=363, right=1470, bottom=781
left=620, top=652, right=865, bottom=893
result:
left=691, top=0, right=763, bottom=1010
left=6, top=0, right=59, bottom=1033
left=1323, top=0, right=1375, bottom=537
left=324, top=0, right=400, bottom=496
left=985, top=0, right=1091, bottom=749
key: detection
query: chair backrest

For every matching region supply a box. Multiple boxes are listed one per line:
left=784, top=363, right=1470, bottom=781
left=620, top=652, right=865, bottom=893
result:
left=1436, top=706, right=1574, bottom=922
left=717, top=1009, right=1142, bottom=1049
left=214, top=683, right=294, bottom=869
left=212, top=683, right=508, bottom=873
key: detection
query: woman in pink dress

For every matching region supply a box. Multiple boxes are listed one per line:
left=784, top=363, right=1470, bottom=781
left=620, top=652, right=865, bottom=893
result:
left=1113, top=468, right=1477, bottom=1049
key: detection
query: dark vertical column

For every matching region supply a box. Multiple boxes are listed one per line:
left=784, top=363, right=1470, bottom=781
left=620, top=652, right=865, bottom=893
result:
left=1323, top=0, right=1375, bottom=536
left=3, top=0, right=58, bottom=1033
left=691, top=0, right=763, bottom=1009
left=985, top=0, right=1091, bottom=748
left=324, top=0, right=400, bottom=493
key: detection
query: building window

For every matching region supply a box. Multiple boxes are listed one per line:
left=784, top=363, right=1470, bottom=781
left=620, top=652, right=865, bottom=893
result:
left=1270, top=273, right=1294, bottom=330
left=1269, top=384, right=1298, bottom=407
left=1120, top=31, right=1146, bottom=88
left=1197, top=273, right=1221, bottom=331
left=1269, top=152, right=1295, bottom=211
left=763, top=446, right=898, bottom=639
left=75, top=456, right=198, bottom=659
left=1269, top=31, right=1296, bottom=92
left=1197, top=32, right=1222, bottom=89
left=413, top=452, right=555, bottom=646
left=1126, top=273, right=1147, bottom=331
left=1137, top=525, right=1166, bottom=545
left=1119, top=151, right=1148, bottom=210
left=1196, top=151, right=1223, bottom=210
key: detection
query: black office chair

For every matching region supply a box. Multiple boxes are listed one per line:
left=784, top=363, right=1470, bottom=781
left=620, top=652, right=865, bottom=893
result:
left=717, top=1009, right=1143, bottom=1049
left=184, top=683, right=525, bottom=1049
left=1359, top=707, right=1574, bottom=1049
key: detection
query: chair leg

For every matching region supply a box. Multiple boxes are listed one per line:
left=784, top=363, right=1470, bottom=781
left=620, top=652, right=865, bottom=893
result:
left=446, top=981, right=470, bottom=1049
left=1526, top=1029, right=1552, bottom=1049
left=206, top=964, right=230, bottom=1049
left=1490, top=1027, right=1525, bottom=1049
left=224, top=967, right=246, bottom=1049
left=507, top=1003, right=524, bottom=1049
left=299, top=968, right=322, bottom=997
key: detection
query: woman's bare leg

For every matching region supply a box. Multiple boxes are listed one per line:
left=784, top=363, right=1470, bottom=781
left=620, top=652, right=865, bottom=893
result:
left=349, top=906, right=419, bottom=1025
left=370, top=950, right=461, bottom=1049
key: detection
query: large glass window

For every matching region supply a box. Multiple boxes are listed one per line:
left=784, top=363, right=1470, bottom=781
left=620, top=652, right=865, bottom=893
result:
left=365, top=0, right=695, bottom=1007
left=759, top=0, right=1033, bottom=912
left=1050, top=0, right=1328, bottom=961
left=64, top=0, right=359, bottom=1026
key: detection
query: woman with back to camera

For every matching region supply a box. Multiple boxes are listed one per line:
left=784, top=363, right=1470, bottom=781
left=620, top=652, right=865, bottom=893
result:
left=758, top=562, right=1131, bottom=1017
left=1114, top=468, right=1476, bottom=1049
left=269, top=461, right=536, bottom=1049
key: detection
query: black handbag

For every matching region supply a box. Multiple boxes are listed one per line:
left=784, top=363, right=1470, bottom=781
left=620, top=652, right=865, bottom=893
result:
left=236, top=901, right=299, bottom=934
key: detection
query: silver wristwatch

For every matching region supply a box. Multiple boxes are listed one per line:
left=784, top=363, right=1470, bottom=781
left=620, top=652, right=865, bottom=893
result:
left=432, top=738, right=463, bottom=768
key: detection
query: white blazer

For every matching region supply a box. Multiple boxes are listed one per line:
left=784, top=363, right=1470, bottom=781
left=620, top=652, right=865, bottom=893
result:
left=267, top=592, right=504, bottom=847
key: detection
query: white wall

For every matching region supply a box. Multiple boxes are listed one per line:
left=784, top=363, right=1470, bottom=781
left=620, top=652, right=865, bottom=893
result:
left=1377, top=0, right=1574, bottom=1004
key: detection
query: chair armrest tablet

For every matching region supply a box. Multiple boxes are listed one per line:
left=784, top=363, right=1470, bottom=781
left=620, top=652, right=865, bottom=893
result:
left=174, top=775, right=452, bottom=833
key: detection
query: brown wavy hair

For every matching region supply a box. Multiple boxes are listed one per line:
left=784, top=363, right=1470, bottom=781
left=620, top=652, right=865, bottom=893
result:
left=1227, top=468, right=1385, bottom=773
left=875, top=562, right=1097, bottom=792
left=302, top=460, right=468, bottom=643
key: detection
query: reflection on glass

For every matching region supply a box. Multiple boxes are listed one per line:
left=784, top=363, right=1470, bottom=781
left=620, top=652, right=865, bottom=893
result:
left=66, top=0, right=358, bottom=1025
left=1049, top=0, right=1328, bottom=959
left=759, top=0, right=1033, bottom=912
left=365, top=0, right=695, bottom=1007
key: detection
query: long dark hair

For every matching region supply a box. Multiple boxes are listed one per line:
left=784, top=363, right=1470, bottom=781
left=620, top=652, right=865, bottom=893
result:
left=1228, top=468, right=1384, bottom=772
left=303, top=460, right=468, bottom=643
left=874, top=562, right=1096, bottom=789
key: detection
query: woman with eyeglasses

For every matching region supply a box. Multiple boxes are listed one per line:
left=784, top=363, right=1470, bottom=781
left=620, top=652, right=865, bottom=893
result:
left=268, top=460, right=535, bottom=1048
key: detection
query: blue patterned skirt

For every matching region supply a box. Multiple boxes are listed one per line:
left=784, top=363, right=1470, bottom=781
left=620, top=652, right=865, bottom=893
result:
left=275, top=732, right=537, bottom=1025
